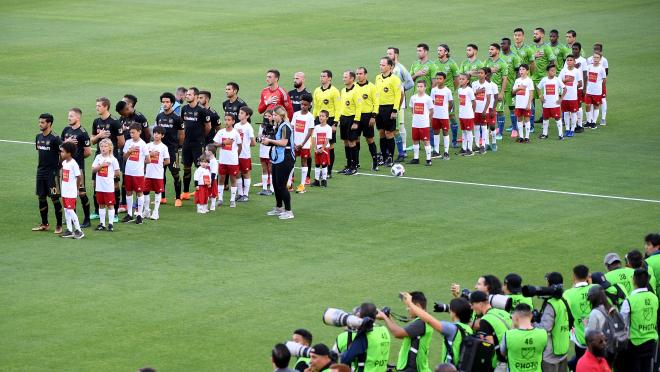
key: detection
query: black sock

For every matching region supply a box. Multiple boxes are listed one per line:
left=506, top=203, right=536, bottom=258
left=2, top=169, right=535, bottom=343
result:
left=93, top=190, right=99, bottom=214
left=114, top=189, right=120, bottom=213
left=388, top=138, right=396, bottom=159
left=80, top=191, right=90, bottom=220
left=354, top=146, right=360, bottom=167
left=329, top=148, right=335, bottom=173
left=121, top=183, right=127, bottom=205
left=344, top=146, right=350, bottom=168
left=52, top=197, right=63, bottom=226
left=162, top=174, right=167, bottom=199
left=368, top=142, right=377, bottom=160
left=306, top=157, right=312, bottom=179
left=183, top=167, right=192, bottom=193
left=39, top=197, right=48, bottom=225
left=379, top=138, right=386, bottom=156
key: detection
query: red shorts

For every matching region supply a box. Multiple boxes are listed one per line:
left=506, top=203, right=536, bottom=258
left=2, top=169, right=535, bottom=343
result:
left=194, top=186, right=209, bottom=204
left=411, top=127, right=430, bottom=141
left=584, top=94, right=603, bottom=106
left=602, top=82, right=607, bottom=97
left=459, top=118, right=474, bottom=131
left=295, top=148, right=311, bottom=159
left=239, top=158, right=252, bottom=172
left=487, top=111, right=496, bottom=125
left=209, top=179, right=218, bottom=198
left=259, top=157, right=270, bottom=164
left=474, top=113, right=487, bottom=125
left=542, top=107, right=562, bottom=120
left=63, top=197, right=77, bottom=209
left=124, top=175, right=144, bottom=193
left=144, top=178, right=164, bottom=193
left=314, top=150, right=330, bottom=166
left=218, top=164, right=239, bottom=176
left=577, top=90, right=584, bottom=104
left=95, top=191, right=115, bottom=206
left=431, top=118, right=449, bottom=131
left=561, top=100, right=579, bottom=113
left=515, top=108, right=531, bottom=118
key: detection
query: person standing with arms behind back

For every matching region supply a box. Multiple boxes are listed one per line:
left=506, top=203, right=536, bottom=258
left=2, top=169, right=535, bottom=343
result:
left=179, top=87, right=211, bottom=202
left=262, top=106, right=295, bottom=220
left=33, top=113, right=63, bottom=234
left=375, top=56, right=402, bottom=167
left=620, top=269, right=658, bottom=372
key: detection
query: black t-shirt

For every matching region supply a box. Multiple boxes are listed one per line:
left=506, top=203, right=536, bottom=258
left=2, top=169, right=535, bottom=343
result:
left=204, top=106, right=222, bottom=145
left=288, top=88, right=309, bottom=113
left=61, top=126, right=91, bottom=168
left=35, top=132, right=62, bottom=177
left=120, top=111, right=149, bottom=142
left=155, top=111, right=184, bottom=149
left=91, top=115, right=122, bottom=154
left=181, top=103, right=211, bottom=146
left=222, top=97, right=247, bottom=118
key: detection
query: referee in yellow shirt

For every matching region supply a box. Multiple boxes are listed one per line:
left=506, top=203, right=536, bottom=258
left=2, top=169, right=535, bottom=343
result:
left=338, top=70, right=361, bottom=175
left=355, top=67, right=379, bottom=170
left=312, top=70, right=341, bottom=175
left=375, top=57, right=402, bottom=167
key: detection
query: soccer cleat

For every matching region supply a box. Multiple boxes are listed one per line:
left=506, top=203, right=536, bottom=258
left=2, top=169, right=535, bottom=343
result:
left=540, top=134, right=548, bottom=139
left=174, top=199, right=182, bottom=207
left=95, top=224, right=106, bottom=231
left=505, top=126, right=513, bottom=132
left=442, top=152, right=450, bottom=160
left=135, top=215, right=143, bottom=225
left=278, top=210, right=295, bottom=220
left=371, top=162, right=379, bottom=171
left=305, top=177, right=311, bottom=185
left=296, top=184, right=306, bottom=193
left=451, top=141, right=458, bottom=148
left=575, top=126, right=584, bottom=133
left=54, top=225, right=63, bottom=234
left=465, top=150, right=474, bottom=157
left=265, top=190, right=273, bottom=195
left=431, top=151, right=441, bottom=159
left=149, top=211, right=159, bottom=220
left=107, top=224, right=114, bottom=232
left=395, top=154, right=406, bottom=162
left=459, top=148, right=466, bottom=154
left=589, top=122, right=598, bottom=129
left=113, top=216, right=119, bottom=223
left=266, top=207, right=284, bottom=216
left=321, top=180, right=328, bottom=188
left=121, top=215, right=133, bottom=223
left=311, top=180, right=321, bottom=187
left=565, top=130, right=574, bottom=137
left=142, top=209, right=150, bottom=219
left=478, top=146, right=486, bottom=155
left=511, top=129, right=518, bottom=138
left=241, top=196, right=249, bottom=202
left=161, top=198, right=167, bottom=204
left=496, top=134, right=503, bottom=140
left=80, top=219, right=91, bottom=229
left=558, top=136, right=564, bottom=141
left=600, top=119, right=606, bottom=126
left=90, top=212, right=100, bottom=220
left=425, top=160, right=432, bottom=166
left=517, top=138, right=525, bottom=143
left=118, top=204, right=127, bottom=213
left=217, top=200, right=223, bottom=207
left=74, top=230, right=85, bottom=239
left=408, top=158, right=420, bottom=164
left=525, top=138, right=530, bottom=143
left=385, top=157, right=393, bottom=167
left=486, top=144, right=491, bottom=151
left=230, top=201, right=236, bottom=208
left=530, top=127, right=535, bottom=133
left=181, top=192, right=190, bottom=200
left=32, top=223, right=49, bottom=232
left=337, top=168, right=349, bottom=175
left=491, top=143, right=497, bottom=152
left=258, top=190, right=269, bottom=196
left=61, top=230, right=74, bottom=238
left=345, top=168, right=357, bottom=175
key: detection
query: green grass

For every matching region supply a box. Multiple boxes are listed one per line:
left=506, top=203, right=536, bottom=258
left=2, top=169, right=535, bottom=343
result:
left=1, top=0, right=660, bottom=370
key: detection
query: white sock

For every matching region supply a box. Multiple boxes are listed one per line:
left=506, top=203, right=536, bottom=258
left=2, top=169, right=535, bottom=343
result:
left=570, top=113, right=577, bottom=131
left=136, top=195, right=144, bottom=217
left=99, top=208, right=106, bottom=226
left=564, top=112, right=570, bottom=130
left=209, top=197, right=216, bottom=210
left=108, top=208, right=115, bottom=224
left=413, top=144, right=420, bottom=159
left=315, top=167, right=320, bottom=180
left=557, top=120, right=563, bottom=136
left=66, top=208, right=80, bottom=230
left=542, top=120, right=549, bottom=136
left=243, top=178, right=251, bottom=197
left=197, top=204, right=202, bottom=213
left=237, top=178, right=244, bottom=196
left=261, top=174, right=268, bottom=190
left=593, top=108, right=600, bottom=123
left=443, top=135, right=450, bottom=153
left=466, top=131, right=474, bottom=150
left=601, top=98, right=607, bottom=120
left=482, top=127, right=490, bottom=146
left=461, top=132, right=467, bottom=151
left=525, top=121, right=531, bottom=139
left=126, top=195, right=133, bottom=216
left=287, top=171, right=293, bottom=187
left=300, top=167, right=308, bottom=185
left=490, top=129, right=497, bottom=144
left=587, top=107, right=593, bottom=123
left=154, top=193, right=161, bottom=213
left=424, top=145, right=431, bottom=161
left=65, top=209, right=72, bottom=231
left=578, top=107, right=584, bottom=125
left=144, top=193, right=151, bottom=212
left=473, top=128, right=480, bottom=147
left=399, top=123, right=407, bottom=149
left=321, top=167, right=328, bottom=180
left=230, top=186, right=237, bottom=202
left=269, top=174, right=274, bottom=192
left=433, top=134, right=440, bottom=153
left=220, top=187, right=224, bottom=203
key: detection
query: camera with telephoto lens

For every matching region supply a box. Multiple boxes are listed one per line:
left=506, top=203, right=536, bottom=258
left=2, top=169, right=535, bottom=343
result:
left=433, top=302, right=451, bottom=313
left=323, top=308, right=365, bottom=329
left=462, top=290, right=513, bottom=312
left=522, top=284, right=563, bottom=299
left=256, top=122, right=276, bottom=143
left=285, top=341, right=311, bottom=358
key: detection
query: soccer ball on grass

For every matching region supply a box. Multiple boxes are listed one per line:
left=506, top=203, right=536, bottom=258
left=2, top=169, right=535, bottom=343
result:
left=390, top=163, right=405, bottom=177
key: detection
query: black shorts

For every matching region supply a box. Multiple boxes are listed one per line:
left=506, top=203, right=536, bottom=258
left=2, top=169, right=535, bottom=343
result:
left=182, top=144, right=203, bottom=167
left=36, top=170, right=60, bottom=197
left=339, top=115, right=360, bottom=141
left=358, top=115, right=375, bottom=138
left=315, top=116, right=337, bottom=144
left=376, top=105, right=396, bottom=132
left=167, top=146, right=180, bottom=170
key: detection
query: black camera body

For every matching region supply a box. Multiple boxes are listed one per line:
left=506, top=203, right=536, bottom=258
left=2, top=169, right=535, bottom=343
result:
left=256, top=122, right=276, bottom=143
left=522, top=284, right=563, bottom=299
left=433, top=302, right=451, bottom=313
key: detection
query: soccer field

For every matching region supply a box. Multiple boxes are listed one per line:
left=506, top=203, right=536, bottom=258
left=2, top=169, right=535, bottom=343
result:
left=1, top=0, right=659, bottom=370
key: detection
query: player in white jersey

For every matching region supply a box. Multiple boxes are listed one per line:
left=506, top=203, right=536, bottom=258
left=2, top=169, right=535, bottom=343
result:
left=456, top=74, right=476, bottom=156
left=60, top=142, right=84, bottom=239
left=121, top=123, right=149, bottom=224
left=257, top=110, right=275, bottom=195
left=235, top=107, right=256, bottom=201
left=143, top=127, right=170, bottom=220
left=193, top=156, right=211, bottom=214
left=537, top=65, right=566, bottom=140
left=430, top=72, right=454, bottom=159
left=584, top=52, right=607, bottom=129
left=512, top=64, right=535, bottom=143
left=205, top=146, right=219, bottom=210
left=486, top=72, right=499, bottom=151
left=408, top=81, right=434, bottom=165
left=213, top=113, right=242, bottom=208
left=587, top=43, right=609, bottom=125
left=567, top=43, right=589, bottom=131
left=471, top=68, right=494, bottom=154
left=559, top=55, right=584, bottom=137
left=311, top=110, right=333, bottom=187
left=92, top=139, right=120, bottom=231
left=290, top=97, right=314, bottom=194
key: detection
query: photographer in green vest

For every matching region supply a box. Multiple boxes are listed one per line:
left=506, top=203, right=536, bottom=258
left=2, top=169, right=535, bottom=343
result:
left=469, top=290, right=512, bottom=372
left=563, top=264, right=593, bottom=371
left=377, top=292, right=432, bottom=372
left=292, top=329, right=313, bottom=371
left=340, top=302, right=391, bottom=372
left=504, top=273, right=535, bottom=314
left=603, top=252, right=635, bottom=294
left=532, top=272, right=571, bottom=372
left=501, top=303, right=547, bottom=372
left=620, top=268, right=659, bottom=372
left=644, top=233, right=660, bottom=294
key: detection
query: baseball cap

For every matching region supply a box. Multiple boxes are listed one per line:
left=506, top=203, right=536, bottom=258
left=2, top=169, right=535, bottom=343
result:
left=604, top=253, right=622, bottom=265
left=311, top=343, right=330, bottom=357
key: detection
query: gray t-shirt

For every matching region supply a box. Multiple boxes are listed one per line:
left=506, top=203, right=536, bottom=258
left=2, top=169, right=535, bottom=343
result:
left=534, top=303, right=568, bottom=363
left=399, top=319, right=428, bottom=371
left=585, top=305, right=608, bottom=334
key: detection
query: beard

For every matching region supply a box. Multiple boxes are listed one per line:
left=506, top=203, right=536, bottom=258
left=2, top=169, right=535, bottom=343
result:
left=533, top=37, right=541, bottom=43
left=591, top=346, right=606, bottom=358
left=293, top=81, right=302, bottom=89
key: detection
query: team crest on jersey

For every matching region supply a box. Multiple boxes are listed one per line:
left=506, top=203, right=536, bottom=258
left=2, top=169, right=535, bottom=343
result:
left=345, top=101, right=350, bottom=106
left=383, top=87, right=389, bottom=93
left=323, top=99, right=329, bottom=105
left=644, top=307, right=653, bottom=321
left=521, top=347, right=535, bottom=359
left=362, top=94, right=368, bottom=99
left=169, top=119, right=173, bottom=123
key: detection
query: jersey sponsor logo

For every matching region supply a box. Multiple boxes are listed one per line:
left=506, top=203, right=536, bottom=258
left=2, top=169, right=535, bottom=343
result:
left=546, top=84, right=556, bottom=95
left=434, top=95, right=445, bottom=106
left=565, top=75, right=574, bottom=86
left=203, top=174, right=211, bottom=186
left=316, top=132, right=327, bottom=145
left=150, top=152, right=159, bottom=164
left=459, top=95, right=466, bottom=106
left=221, top=138, right=232, bottom=151
left=37, top=145, right=51, bottom=151
left=98, top=165, right=109, bottom=177
left=413, top=102, right=425, bottom=115
left=475, top=90, right=486, bottom=101
left=295, top=120, right=306, bottom=133
left=516, top=88, right=526, bottom=96
left=588, top=72, right=598, bottom=83
left=129, top=149, right=140, bottom=161
left=63, top=169, right=70, bottom=182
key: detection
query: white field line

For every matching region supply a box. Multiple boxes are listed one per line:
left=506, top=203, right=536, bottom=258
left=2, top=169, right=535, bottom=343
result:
left=4, top=138, right=659, bottom=204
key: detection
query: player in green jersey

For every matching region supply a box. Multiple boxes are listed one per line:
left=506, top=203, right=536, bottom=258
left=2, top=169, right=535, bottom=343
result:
left=549, top=29, right=571, bottom=71
left=485, top=43, right=509, bottom=139
left=433, top=44, right=461, bottom=147
left=531, top=28, right=557, bottom=126
left=460, top=44, right=484, bottom=84
left=501, top=37, right=522, bottom=137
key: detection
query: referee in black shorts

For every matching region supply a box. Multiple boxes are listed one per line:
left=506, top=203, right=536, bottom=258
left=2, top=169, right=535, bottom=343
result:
left=375, top=57, right=402, bottom=167
left=338, top=70, right=360, bottom=175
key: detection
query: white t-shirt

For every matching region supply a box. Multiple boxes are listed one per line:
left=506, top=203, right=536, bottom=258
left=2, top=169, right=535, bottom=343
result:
left=587, top=55, right=608, bottom=69
left=235, top=122, right=255, bottom=159
left=586, top=65, right=607, bottom=95
left=213, top=128, right=242, bottom=165
left=559, top=67, right=583, bottom=101
left=513, top=77, right=534, bottom=109
left=194, top=166, right=211, bottom=187
left=122, top=138, right=149, bottom=177
left=145, top=142, right=170, bottom=179
left=538, top=77, right=565, bottom=108
left=291, top=111, right=314, bottom=149
left=409, top=94, right=433, bottom=128
left=61, top=159, right=81, bottom=199
left=574, top=56, right=588, bottom=74
left=471, top=80, right=492, bottom=113
left=313, top=124, right=333, bottom=150
left=488, top=82, right=498, bottom=109
left=456, top=87, right=475, bottom=119
left=430, top=86, right=452, bottom=119
left=258, top=125, right=270, bottom=159
left=209, top=157, right=218, bottom=175
left=92, top=154, right=120, bottom=192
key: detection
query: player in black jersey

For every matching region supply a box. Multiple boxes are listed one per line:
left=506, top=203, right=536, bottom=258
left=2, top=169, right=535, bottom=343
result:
left=180, top=87, right=211, bottom=200
left=90, top=97, right=124, bottom=220
left=61, top=108, right=92, bottom=228
left=154, top=92, right=185, bottom=206
left=222, top=82, right=247, bottom=118
left=198, top=90, right=222, bottom=145
left=33, top=113, right=64, bottom=233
